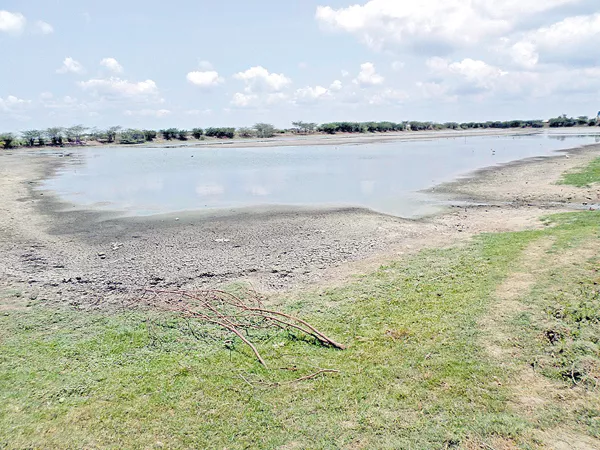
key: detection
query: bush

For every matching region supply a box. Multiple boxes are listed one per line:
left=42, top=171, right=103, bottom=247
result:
left=237, top=127, right=255, bottom=138
left=160, top=128, right=178, bottom=140
left=0, top=133, right=16, bottom=149
left=143, top=130, right=157, bottom=141
left=254, top=123, right=276, bottom=138
left=205, top=127, right=235, bottom=139
left=191, top=128, right=204, bottom=139
left=119, top=129, right=145, bottom=144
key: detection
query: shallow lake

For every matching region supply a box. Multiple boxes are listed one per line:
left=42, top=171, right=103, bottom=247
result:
left=42, top=130, right=600, bottom=218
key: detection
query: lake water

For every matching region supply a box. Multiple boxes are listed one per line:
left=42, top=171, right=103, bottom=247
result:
left=42, top=130, right=600, bottom=218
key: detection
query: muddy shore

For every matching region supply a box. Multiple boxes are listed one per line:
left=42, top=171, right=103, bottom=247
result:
left=0, top=142, right=598, bottom=309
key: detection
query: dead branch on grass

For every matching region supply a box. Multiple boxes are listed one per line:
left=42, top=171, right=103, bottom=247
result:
left=142, top=288, right=345, bottom=367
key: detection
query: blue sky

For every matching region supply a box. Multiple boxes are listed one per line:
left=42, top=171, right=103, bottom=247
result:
left=1, top=0, right=599, bottom=131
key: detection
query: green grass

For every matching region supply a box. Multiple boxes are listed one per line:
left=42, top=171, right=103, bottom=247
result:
left=1, top=211, right=599, bottom=449
left=560, top=157, right=600, bottom=187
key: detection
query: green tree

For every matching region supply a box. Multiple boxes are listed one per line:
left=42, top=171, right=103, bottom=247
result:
left=237, top=127, right=255, bottom=138
left=106, top=126, right=122, bottom=143
left=45, top=127, right=65, bottom=146
left=65, top=125, right=88, bottom=144
left=177, top=129, right=189, bottom=140
left=205, top=127, right=235, bottom=138
left=160, top=128, right=178, bottom=140
left=0, top=133, right=16, bottom=149
left=143, top=130, right=157, bottom=141
left=119, top=129, right=145, bottom=144
left=253, top=123, right=276, bottom=138
left=191, top=128, right=204, bottom=139
left=21, top=130, right=40, bottom=147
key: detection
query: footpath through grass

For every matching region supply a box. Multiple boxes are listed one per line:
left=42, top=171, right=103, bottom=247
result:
left=1, top=211, right=599, bottom=449
left=560, top=156, right=600, bottom=187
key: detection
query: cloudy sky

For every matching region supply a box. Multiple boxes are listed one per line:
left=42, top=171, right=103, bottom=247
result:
left=1, top=0, right=599, bottom=130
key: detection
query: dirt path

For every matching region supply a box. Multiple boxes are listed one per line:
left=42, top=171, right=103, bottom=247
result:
left=480, top=236, right=600, bottom=450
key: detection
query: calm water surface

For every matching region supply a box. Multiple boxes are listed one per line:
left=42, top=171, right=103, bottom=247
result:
left=42, top=131, right=600, bottom=218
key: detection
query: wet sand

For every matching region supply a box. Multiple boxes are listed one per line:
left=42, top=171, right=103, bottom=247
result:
left=0, top=142, right=598, bottom=308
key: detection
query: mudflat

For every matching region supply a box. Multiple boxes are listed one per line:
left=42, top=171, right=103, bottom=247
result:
left=0, top=143, right=598, bottom=308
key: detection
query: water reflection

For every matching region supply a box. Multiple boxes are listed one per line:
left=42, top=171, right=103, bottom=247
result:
left=42, top=131, right=600, bottom=218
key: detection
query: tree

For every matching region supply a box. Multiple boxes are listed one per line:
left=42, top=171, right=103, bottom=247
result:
left=106, top=126, right=122, bottom=143
left=45, top=127, right=65, bottom=146
left=143, top=130, right=157, bottom=141
left=191, top=128, right=204, bottom=139
left=160, top=128, right=178, bottom=140
left=205, top=127, right=235, bottom=138
left=0, top=133, right=16, bottom=149
left=177, top=129, right=189, bottom=140
left=119, top=129, right=145, bottom=144
left=237, top=127, right=255, bottom=138
left=65, top=125, right=88, bottom=144
left=21, top=130, right=40, bottom=147
left=254, top=123, right=275, bottom=138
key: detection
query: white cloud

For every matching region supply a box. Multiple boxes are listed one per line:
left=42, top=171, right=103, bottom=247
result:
left=0, top=11, right=26, bottom=34
left=391, top=61, right=404, bottom=71
left=234, top=66, right=292, bottom=92
left=124, top=109, right=171, bottom=117
left=79, top=77, right=159, bottom=99
left=448, top=59, right=507, bottom=86
left=316, top=0, right=582, bottom=53
left=40, top=94, right=88, bottom=111
left=186, top=71, right=224, bottom=88
left=353, top=62, right=384, bottom=86
left=100, top=57, right=124, bottom=74
left=231, top=92, right=258, bottom=107
left=294, top=85, right=330, bottom=104
left=416, top=81, right=457, bottom=101
left=197, top=60, right=214, bottom=70
left=508, top=41, right=539, bottom=68
left=512, top=13, right=600, bottom=66
left=368, top=88, right=408, bottom=105
left=330, top=80, right=343, bottom=91
left=57, top=57, right=85, bottom=74
left=341, top=70, right=350, bottom=77
left=427, top=58, right=507, bottom=89
left=0, top=95, right=31, bottom=120
left=33, top=20, right=53, bottom=35
left=186, top=109, right=213, bottom=116
left=266, top=93, right=289, bottom=105
left=0, top=95, right=30, bottom=111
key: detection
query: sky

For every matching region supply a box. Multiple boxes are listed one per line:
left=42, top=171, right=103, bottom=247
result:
left=1, top=0, right=599, bottom=131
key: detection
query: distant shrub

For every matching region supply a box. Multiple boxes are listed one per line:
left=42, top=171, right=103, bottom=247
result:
left=237, top=127, right=255, bottom=138
left=205, top=127, right=235, bottom=139
left=119, top=129, right=145, bottom=144
left=143, top=130, right=157, bottom=141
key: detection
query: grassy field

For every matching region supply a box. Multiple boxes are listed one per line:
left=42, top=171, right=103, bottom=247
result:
left=1, top=211, right=599, bottom=449
left=560, top=156, right=600, bottom=187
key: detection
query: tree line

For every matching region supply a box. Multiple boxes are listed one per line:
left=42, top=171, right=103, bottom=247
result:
left=1, top=115, right=598, bottom=149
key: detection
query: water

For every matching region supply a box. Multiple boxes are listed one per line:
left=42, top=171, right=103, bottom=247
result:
left=42, top=130, right=600, bottom=218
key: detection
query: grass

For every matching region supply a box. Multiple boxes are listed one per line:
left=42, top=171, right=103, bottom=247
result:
left=1, top=211, right=599, bottom=449
left=560, top=157, right=600, bottom=187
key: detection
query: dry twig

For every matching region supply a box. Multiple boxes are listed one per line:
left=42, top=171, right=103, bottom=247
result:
left=142, top=288, right=345, bottom=367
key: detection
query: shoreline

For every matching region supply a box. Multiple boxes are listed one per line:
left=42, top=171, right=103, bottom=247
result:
left=0, top=141, right=598, bottom=308
left=5, top=128, right=547, bottom=153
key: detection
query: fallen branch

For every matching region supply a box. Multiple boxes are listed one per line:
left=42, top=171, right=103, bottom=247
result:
left=286, top=369, right=340, bottom=384
left=142, top=288, right=345, bottom=367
